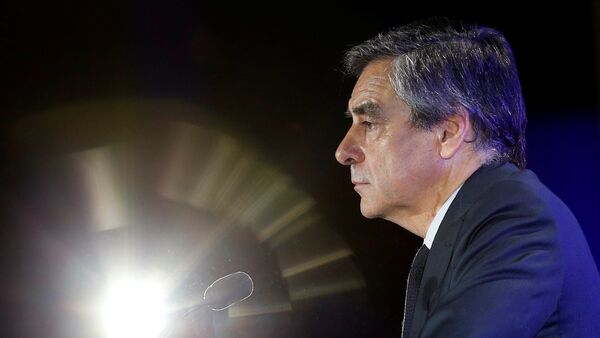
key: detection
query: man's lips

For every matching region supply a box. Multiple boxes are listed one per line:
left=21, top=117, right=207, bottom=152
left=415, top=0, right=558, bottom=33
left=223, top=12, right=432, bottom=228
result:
left=353, top=181, right=368, bottom=194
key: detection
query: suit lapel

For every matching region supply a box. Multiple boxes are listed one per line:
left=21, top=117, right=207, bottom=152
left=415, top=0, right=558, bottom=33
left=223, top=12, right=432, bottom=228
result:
left=408, top=194, right=464, bottom=338
left=408, top=162, right=515, bottom=337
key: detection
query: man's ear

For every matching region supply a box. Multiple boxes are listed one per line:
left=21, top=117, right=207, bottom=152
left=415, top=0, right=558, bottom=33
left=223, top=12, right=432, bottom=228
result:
left=437, top=107, right=471, bottom=159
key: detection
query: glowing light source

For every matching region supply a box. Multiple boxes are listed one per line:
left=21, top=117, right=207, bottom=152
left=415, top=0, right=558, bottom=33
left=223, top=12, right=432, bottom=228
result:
left=100, top=277, right=166, bottom=338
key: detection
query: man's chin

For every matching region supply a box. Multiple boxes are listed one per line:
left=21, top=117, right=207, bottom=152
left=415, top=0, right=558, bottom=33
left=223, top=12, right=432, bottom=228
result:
left=359, top=203, right=381, bottom=219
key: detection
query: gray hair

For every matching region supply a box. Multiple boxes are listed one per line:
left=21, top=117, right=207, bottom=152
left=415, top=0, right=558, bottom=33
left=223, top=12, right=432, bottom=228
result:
left=344, top=17, right=527, bottom=168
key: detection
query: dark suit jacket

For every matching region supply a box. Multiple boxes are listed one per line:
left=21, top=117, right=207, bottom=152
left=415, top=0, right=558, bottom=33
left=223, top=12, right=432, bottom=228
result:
left=409, top=162, right=600, bottom=337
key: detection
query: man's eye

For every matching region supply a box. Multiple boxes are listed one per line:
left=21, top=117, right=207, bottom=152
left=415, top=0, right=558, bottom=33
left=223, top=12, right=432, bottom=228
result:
left=361, top=121, right=374, bottom=129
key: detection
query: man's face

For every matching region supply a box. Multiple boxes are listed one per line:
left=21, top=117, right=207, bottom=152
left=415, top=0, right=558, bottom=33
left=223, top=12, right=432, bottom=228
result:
left=335, top=59, right=442, bottom=221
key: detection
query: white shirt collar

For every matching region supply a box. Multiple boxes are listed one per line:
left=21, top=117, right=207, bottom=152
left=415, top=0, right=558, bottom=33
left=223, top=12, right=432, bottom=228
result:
left=423, top=185, right=462, bottom=249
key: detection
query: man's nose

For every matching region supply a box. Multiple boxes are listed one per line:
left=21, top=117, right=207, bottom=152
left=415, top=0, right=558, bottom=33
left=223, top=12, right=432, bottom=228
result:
left=335, top=131, right=365, bottom=165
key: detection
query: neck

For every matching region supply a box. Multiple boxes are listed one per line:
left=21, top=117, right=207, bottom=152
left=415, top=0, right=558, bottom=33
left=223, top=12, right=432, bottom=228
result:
left=387, top=152, right=486, bottom=238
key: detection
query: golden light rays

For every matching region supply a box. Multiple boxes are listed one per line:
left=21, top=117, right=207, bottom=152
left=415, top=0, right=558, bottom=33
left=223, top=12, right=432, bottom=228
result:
left=10, top=99, right=366, bottom=336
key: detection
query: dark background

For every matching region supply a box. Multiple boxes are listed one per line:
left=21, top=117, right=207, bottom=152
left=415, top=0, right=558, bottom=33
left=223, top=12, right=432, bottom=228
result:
left=2, top=1, right=599, bottom=337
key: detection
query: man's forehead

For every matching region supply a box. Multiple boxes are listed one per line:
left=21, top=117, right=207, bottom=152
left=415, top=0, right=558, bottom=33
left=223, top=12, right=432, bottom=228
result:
left=348, top=59, right=397, bottom=113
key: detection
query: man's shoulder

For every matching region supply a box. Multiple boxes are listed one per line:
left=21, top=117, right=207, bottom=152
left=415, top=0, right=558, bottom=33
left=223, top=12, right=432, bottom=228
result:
left=458, top=162, right=548, bottom=214
left=453, top=162, right=565, bottom=246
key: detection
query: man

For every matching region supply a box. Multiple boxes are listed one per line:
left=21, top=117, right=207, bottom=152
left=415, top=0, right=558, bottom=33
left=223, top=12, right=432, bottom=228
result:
left=335, top=17, right=600, bottom=337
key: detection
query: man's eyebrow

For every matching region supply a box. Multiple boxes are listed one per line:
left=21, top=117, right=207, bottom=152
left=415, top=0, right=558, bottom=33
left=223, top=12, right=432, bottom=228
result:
left=346, top=101, right=382, bottom=118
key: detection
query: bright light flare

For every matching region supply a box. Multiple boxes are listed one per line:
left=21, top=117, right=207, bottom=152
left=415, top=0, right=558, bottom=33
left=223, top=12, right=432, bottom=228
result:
left=100, top=277, right=167, bottom=338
